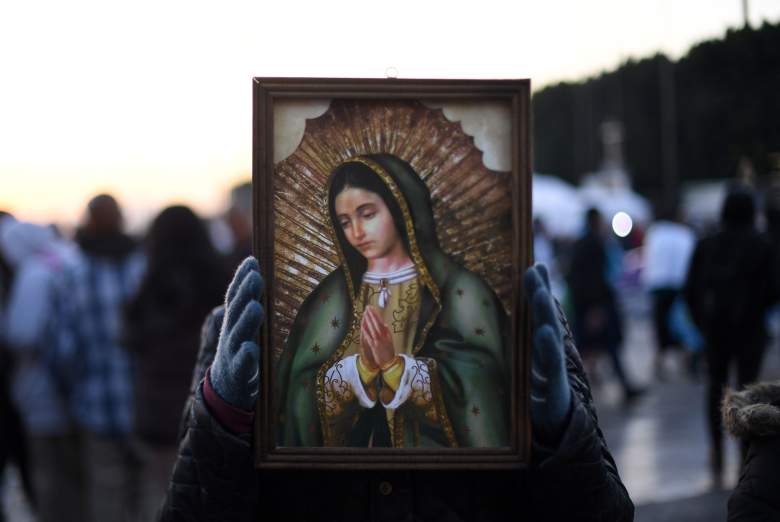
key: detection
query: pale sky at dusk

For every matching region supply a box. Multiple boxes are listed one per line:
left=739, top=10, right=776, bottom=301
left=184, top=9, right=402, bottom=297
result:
left=2, top=0, right=779, bottom=231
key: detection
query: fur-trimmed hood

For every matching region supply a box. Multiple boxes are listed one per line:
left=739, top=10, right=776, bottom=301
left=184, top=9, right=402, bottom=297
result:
left=723, top=381, right=780, bottom=440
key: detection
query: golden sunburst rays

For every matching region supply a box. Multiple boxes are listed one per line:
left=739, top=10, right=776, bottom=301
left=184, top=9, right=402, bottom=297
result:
left=272, top=99, right=514, bottom=361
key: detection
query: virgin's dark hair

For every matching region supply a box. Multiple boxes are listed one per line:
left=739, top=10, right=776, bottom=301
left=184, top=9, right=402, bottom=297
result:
left=328, top=161, right=410, bottom=275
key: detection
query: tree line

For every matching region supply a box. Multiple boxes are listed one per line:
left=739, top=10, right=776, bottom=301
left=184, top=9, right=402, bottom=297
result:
left=532, top=21, right=780, bottom=205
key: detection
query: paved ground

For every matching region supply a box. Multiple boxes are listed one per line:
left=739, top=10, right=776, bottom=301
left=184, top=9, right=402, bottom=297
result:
left=3, top=295, right=778, bottom=521
left=634, top=489, right=732, bottom=522
left=593, top=294, right=780, bottom=522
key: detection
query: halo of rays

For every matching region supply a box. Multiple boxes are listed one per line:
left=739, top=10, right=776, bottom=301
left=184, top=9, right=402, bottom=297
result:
left=272, top=99, right=513, bottom=361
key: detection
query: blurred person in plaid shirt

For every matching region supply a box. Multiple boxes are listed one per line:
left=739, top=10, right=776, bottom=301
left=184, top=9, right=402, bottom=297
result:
left=61, top=194, right=145, bottom=522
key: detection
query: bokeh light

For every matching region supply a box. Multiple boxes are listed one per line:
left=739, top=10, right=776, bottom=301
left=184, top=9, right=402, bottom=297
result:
left=612, top=211, right=633, bottom=237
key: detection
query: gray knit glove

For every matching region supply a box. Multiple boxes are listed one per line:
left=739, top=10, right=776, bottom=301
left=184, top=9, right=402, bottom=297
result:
left=209, top=257, right=264, bottom=411
left=524, top=263, right=573, bottom=444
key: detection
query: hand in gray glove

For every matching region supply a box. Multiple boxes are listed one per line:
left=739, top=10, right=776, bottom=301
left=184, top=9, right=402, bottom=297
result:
left=210, top=257, right=265, bottom=411
left=524, top=263, right=572, bottom=444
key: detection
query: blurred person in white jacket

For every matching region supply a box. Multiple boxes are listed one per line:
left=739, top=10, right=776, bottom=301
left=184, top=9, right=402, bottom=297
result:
left=0, top=219, right=86, bottom=522
left=642, top=203, right=696, bottom=379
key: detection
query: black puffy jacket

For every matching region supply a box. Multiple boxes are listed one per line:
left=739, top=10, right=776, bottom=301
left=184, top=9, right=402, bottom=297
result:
left=158, top=303, right=634, bottom=522
left=724, top=382, right=780, bottom=522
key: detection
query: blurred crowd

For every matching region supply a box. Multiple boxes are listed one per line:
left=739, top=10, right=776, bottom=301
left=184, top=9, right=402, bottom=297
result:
left=0, top=183, right=252, bottom=522
left=535, top=177, right=780, bottom=491
left=3, top=173, right=780, bottom=520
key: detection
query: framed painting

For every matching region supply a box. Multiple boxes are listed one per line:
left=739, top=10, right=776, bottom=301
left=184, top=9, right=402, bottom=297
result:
left=253, top=78, right=531, bottom=469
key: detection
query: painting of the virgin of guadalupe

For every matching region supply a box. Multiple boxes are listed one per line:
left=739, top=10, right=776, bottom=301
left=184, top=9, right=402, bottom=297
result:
left=266, top=95, right=523, bottom=453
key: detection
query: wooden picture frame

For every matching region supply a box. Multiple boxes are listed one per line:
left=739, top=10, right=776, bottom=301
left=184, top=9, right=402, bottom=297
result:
left=253, top=77, right=531, bottom=469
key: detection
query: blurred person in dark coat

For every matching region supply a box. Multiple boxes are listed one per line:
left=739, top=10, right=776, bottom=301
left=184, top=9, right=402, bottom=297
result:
left=685, top=185, right=777, bottom=486
left=764, top=185, right=780, bottom=315
left=123, top=205, right=228, bottom=521
left=567, top=207, right=642, bottom=401
left=723, top=381, right=780, bottom=521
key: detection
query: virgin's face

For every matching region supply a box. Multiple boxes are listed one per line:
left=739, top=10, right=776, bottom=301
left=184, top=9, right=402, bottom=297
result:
left=334, top=186, right=402, bottom=260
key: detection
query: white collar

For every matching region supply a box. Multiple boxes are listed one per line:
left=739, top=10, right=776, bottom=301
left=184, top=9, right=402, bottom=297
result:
left=363, top=264, right=417, bottom=285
